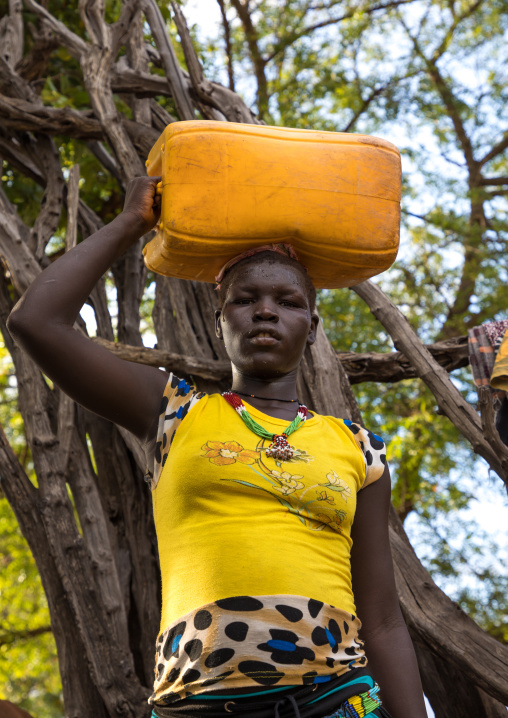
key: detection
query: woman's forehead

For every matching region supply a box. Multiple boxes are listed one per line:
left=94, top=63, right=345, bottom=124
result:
left=228, top=261, right=307, bottom=290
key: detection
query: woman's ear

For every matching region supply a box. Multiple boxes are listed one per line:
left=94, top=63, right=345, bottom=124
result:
left=215, top=309, right=223, bottom=340
left=307, top=313, right=319, bottom=346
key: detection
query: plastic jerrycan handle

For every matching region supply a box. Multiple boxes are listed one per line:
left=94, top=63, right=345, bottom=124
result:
left=156, top=182, right=163, bottom=195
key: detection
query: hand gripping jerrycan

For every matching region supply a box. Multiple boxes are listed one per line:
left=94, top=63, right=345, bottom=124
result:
left=143, top=121, right=401, bottom=289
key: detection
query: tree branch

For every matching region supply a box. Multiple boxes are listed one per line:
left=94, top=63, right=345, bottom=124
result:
left=91, top=333, right=470, bottom=385
left=230, top=0, right=269, bottom=117
left=340, top=334, right=469, bottom=383
left=65, top=164, right=80, bottom=252
left=111, top=64, right=171, bottom=96
left=0, top=187, right=41, bottom=294
left=22, top=0, right=88, bottom=58
left=78, top=0, right=108, bottom=48
left=266, top=0, right=418, bottom=64
left=0, top=0, right=24, bottom=69
left=86, top=141, right=124, bottom=187
left=170, top=2, right=259, bottom=123
left=429, top=0, right=484, bottom=63
left=0, top=129, right=45, bottom=184
left=485, top=188, right=508, bottom=198
left=0, top=126, right=113, bottom=259
left=216, top=0, right=236, bottom=91
left=479, top=132, right=508, bottom=169
left=169, top=1, right=224, bottom=121
left=5, top=312, right=149, bottom=714
left=15, top=21, right=59, bottom=83
left=0, top=625, right=53, bottom=647
left=353, top=280, right=508, bottom=487
left=405, top=31, right=477, bottom=173
left=142, top=0, right=195, bottom=121
left=92, top=336, right=233, bottom=381
left=111, top=0, right=141, bottom=55
left=0, top=93, right=104, bottom=138
left=124, top=10, right=152, bottom=126
left=0, top=55, right=37, bottom=101
left=480, top=175, right=508, bottom=186
left=28, top=134, right=65, bottom=259
left=342, top=79, right=396, bottom=133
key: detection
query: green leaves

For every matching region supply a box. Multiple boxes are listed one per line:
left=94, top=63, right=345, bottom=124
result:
left=0, top=498, right=64, bottom=717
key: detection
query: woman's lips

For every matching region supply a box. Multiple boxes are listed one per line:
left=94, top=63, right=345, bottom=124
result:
left=249, top=332, right=279, bottom=345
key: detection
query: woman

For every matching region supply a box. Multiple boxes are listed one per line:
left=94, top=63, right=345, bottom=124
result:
left=7, top=177, right=428, bottom=718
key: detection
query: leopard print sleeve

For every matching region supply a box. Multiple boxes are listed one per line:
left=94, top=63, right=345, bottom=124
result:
left=147, top=374, right=205, bottom=491
left=343, top=419, right=387, bottom=489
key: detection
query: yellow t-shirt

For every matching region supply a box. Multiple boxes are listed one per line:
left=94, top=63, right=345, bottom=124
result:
left=149, top=375, right=387, bottom=706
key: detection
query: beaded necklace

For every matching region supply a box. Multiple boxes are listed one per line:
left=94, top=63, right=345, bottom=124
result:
left=222, top=391, right=309, bottom=461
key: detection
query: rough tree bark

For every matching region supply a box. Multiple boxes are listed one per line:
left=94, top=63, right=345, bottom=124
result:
left=0, top=2, right=506, bottom=717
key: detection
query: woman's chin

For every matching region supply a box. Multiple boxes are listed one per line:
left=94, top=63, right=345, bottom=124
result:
left=232, top=361, right=295, bottom=381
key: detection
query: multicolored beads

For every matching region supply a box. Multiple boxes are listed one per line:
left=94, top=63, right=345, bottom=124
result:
left=265, top=434, right=294, bottom=461
left=221, top=391, right=308, bottom=462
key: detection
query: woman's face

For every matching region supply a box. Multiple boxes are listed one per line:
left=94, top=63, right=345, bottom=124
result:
left=215, top=262, right=319, bottom=379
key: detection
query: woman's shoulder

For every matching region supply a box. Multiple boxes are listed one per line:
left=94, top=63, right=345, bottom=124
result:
left=162, top=372, right=204, bottom=402
left=147, top=373, right=207, bottom=489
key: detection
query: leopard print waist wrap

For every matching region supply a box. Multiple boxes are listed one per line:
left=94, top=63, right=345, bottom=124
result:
left=149, top=595, right=366, bottom=708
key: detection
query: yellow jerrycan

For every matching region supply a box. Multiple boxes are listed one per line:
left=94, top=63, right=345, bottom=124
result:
left=143, top=121, right=401, bottom=288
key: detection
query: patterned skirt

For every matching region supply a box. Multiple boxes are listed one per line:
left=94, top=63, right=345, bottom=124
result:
left=151, top=666, right=392, bottom=717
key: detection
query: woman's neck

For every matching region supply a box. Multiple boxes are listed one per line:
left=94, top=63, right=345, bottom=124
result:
left=229, top=371, right=301, bottom=420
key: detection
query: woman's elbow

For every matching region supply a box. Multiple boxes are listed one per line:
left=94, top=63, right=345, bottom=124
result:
left=6, top=299, right=44, bottom=347
left=6, top=302, right=27, bottom=342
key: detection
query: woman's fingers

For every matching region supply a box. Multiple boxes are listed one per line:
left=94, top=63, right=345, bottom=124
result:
left=123, top=176, right=162, bottom=233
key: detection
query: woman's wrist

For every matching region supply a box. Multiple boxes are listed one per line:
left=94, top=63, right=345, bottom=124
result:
left=110, top=211, right=152, bottom=250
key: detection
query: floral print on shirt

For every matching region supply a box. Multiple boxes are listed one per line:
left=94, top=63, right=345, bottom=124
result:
left=201, top=437, right=348, bottom=533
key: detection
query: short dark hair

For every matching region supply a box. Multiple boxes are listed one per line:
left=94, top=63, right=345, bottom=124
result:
left=216, top=251, right=317, bottom=310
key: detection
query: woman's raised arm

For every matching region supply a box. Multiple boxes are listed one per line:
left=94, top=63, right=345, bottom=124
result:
left=7, top=176, right=168, bottom=443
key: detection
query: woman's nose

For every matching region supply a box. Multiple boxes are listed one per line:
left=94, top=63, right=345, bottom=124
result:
left=253, top=302, right=278, bottom=321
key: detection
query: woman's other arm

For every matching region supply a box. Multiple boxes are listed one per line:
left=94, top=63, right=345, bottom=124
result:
left=7, top=176, right=168, bottom=443
left=351, top=465, right=428, bottom=718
